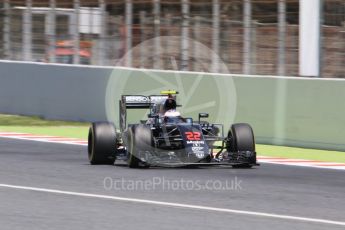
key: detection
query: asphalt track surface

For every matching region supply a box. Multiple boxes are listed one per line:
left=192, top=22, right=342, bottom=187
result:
left=0, top=137, right=344, bottom=230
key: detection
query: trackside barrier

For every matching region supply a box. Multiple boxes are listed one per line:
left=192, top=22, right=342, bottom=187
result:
left=1, top=61, right=345, bottom=151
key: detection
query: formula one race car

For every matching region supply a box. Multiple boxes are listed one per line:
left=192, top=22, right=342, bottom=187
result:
left=88, top=91, right=258, bottom=168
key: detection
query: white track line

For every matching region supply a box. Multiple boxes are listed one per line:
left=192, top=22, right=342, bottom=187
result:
left=0, top=183, right=344, bottom=227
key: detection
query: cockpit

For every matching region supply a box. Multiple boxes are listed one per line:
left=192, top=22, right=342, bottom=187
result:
left=163, top=116, right=186, bottom=124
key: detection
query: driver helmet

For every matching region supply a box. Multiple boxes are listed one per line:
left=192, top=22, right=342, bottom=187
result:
left=163, top=98, right=180, bottom=117
left=163, top=98, right=177, bottom=111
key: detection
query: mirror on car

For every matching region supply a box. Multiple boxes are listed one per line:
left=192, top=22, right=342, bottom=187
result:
left=199, top=113, right=209, bottom=118
left=198, top=113, right=209, bottom=124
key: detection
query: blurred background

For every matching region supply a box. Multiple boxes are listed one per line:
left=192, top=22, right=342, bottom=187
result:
left=0, top=0, right=344, bottom=77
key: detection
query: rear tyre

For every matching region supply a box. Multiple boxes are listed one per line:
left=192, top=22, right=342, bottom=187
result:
left=228, top=123, right=256, bottom=168
left=88, top=122, right=116, bottom=165
left=127, top=125, right=152, bottom=168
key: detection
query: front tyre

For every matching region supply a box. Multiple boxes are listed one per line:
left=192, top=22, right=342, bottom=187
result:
left=127, top=125, right=152, bottom=168
left=88, top=122, right=116, bottom=165
left=228, top=123, right=256, bottom=168
left=231, top=123, right=255, bottom=152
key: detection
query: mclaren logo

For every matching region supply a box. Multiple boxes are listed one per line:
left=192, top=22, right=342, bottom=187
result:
left=126, top=96, right=149, bottom=102
left=186, top=140, right=205, bottom=144
left=125, top=96, right=168, bottom=103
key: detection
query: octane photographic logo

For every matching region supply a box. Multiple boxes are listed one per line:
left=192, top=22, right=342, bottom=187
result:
left=103, top=176, right=243, bottom=192
left=105, top=36, right=238, bottom=165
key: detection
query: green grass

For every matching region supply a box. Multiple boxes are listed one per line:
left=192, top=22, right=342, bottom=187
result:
left=0, top=114, right=88, bottom=126
left=0, top=114, right=89, bottom=139
left=1, top=113, right=345, bottom=163
left=257, top=144, right=345, bottom=163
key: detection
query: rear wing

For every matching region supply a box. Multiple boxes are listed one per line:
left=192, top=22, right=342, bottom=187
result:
left=119, top=95, right=169, bottom=131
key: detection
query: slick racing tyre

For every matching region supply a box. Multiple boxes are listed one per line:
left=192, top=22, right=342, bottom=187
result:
left=88, top=122, right=116, bottom=165
left=228, top=123, right=256, bottom=168
left=127, top=124, right=152, bottom=168
left=231, top=123, right=255, bottom=152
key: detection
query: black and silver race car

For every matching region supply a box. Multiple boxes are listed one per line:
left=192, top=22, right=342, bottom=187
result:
left=88, top=91, right=258, bottom=168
